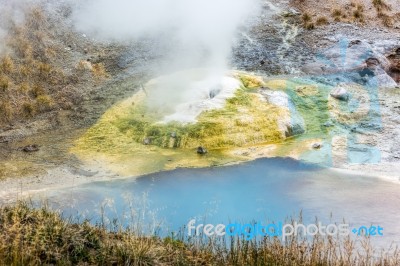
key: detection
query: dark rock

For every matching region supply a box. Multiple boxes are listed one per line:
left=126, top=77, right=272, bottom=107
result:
left=209, top=86, right=221, bottom=99
left=22, top=144, right=39, bottom=152
left=312, top=143, right=322, bottom=149
left=386, top=48, right=400, bottom=83
left=348, top=40, right=362, bottom=47
left=284, top=123, right=305, bottom=138
left=197, top=146, right=208, bottom=155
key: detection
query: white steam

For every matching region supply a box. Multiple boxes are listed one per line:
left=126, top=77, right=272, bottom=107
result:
left=72, top=0, right=257, bottom=69
left=0, top=0, right=31, bottom=54
left=72, top=0, right=258, bottom=123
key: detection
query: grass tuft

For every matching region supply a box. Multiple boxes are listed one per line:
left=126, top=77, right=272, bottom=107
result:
left=332, top=8, right=343, bottom=18
left=36, top=95, right=54, bottom=112
left=302, top=12, right=312, bottom=22
left=316, top=16, right=329, bottom=26
left=305, top=22, right=315, bottom=30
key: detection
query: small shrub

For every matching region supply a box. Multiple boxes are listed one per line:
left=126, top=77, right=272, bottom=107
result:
left=91, top=63, right=108, bottom=78
left=36, top=95, right=54, bottom=111
left=353, top=9, right=363, bottom=19
left=26, top=7, right=46, bottom=30
left=357, top=4, right=365, bottom=11
left=48, top=69, right=66, bottom=85
left=305, top=23, right=315, bottom=30
left=30, top=84, right=45, bottom=98
left=1, top=55, right=14, bottom=73
left=381, top=13, right=393, bottom=27
left=12, top=38, right=33, bottom=59
left=19, top=64, right=32, bottom=77
left=0, top=102, right=12, bottom=121
left=37, top=62, right=51, bottom=76
left=77, top=60, right=93, bottom=71
left=302, top=12, right=312, bottom=22
left=19, top=82, right=30, bottom=93
left=373, top=0, right=392, bottom=11
left=332, top=9, right=342, bottom=17
left=0, top=76, right=10, bottom=91
left=22, top=101, right=36, bottom=117
left=45, top=47, right=57, bottom=59
left=316, top=16, right=329, bottom=25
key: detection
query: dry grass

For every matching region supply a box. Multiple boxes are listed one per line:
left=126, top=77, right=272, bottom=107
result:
left=301, top=12, right=321, bottom=30
left=36, top=95, right=54, bottom=112
left=302, top=12, right=312, bottom=23
left=316, top=16, right=329, bottom=26
left=380, top=13, right=393, bottom=27
left=22, top=102, right=36, bottom=117
left=92, top=62, right=109, bottom=79
left=1, top=55, right=14, bottom=73
left=0, top=202, right=399, bottom=266
left=332, top=8, right=343, bottom=18
left=0, top=102, right=13, bottom=121
left=353, top=9, right=363, bottom=19
left=373, top=0, right=392, bottom=12
left=372, top=0, right=393, bottom=27
left=304, top=22, right=315, bottom=30
left=0, top=6, right=109, bottom=126
left=0, top=75, right=10, bottom=91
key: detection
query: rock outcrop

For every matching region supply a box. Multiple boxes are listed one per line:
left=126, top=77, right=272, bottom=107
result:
left=302, top=40, right=398, bottom=88
left=259, top=89, right=306, bottom=137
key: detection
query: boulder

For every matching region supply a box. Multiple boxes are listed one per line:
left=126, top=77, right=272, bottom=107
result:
left=312, top=143, right=322, bottom=149
left=22, top=144, right=39, bottom=152
left=259, top=89, right=306, bottom=137
left=330, top=87, right=349, bottom=101
left=197, top=146, right=208, bottom=155
left=386, top=47, right=400, bottom=83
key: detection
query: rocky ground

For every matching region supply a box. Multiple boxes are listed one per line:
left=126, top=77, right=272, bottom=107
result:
left=0, top=0, right=400, bottom=202
left=232, top=0, right=400, bottom=180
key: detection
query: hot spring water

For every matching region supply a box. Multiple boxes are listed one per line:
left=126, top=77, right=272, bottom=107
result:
left=35, top=157, right=400, bottom=247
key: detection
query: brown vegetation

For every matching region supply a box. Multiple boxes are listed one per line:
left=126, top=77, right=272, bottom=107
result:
left=0, top=7, right=109, bottom=126
left=0, top=202, right=399, bottom=265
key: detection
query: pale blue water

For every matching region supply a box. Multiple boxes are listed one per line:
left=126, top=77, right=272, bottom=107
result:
left=38, top=158, right=400, bottom=246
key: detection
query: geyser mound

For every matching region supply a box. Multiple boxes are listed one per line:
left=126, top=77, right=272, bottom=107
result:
left=72, top=71, right=313, bottom=176
left=144, top=69, right=242, bottom=124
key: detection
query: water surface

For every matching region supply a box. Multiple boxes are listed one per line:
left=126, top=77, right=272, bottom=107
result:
left=37, top=157, right=400, bottom=247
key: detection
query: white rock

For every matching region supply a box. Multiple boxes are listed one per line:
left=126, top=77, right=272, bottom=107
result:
left=330, top=87, right=349, bottom=101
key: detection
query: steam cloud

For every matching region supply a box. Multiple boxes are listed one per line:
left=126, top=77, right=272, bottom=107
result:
left=72, top=0, right=258, bottom=70
left=72, top=0, right=259, bottom=122
left=0, top=0, right=30, bottom=54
